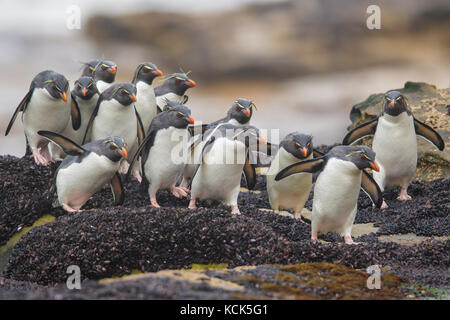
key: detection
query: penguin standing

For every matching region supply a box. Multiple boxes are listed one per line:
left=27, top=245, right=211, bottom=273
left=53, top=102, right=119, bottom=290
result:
left=126, top=103, right=195, bottom=207
left=189, top=124, right=268, bottom=215
left=266, top=132, right=314, bottom=219
left=180, top=98, right=256, bottom=189
left=5, top=70, right=80, bottom=165
left=276, top=145, right=382, bottom=244
left=343, top=90, right=444, bottom=208
left=83, top=82, right=144, bottom=181
left=92, top=60, right=117, bottom=93
left=132, top=62, right=163, bottom=132
left=49, top=76, right=99, bottom=160
left=38, top=131, right=126, bottom=212
left=155, top=73, right=196, bottom=109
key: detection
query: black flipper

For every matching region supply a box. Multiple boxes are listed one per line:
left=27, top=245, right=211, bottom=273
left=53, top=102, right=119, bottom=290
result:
left=361, top=170, right=383, bottom=208
left=70, top=94, right=81, bottom=130
left=181, top=95, right=189, bottom=104
left=135, top=106, right=145, bottom=145
left=5, top=90, right=32, bottom=136
left=82, top=98, right=101, bottom=144
left=38, top=130, right=86, bottom=156
left=156, top=105, right=162, bottom=114
left=275, top=157, right=326, bottom=181
left=188, top=124, right=209, bottom=136
left=243, top=151, right=256, bottom=190
left=413, top=117, right=445, bottom=151
left=342, top=117, right=378, bottom=145
left=125, top=129, right=157, bottom=181
left=110, top=172, right=124, bottom=205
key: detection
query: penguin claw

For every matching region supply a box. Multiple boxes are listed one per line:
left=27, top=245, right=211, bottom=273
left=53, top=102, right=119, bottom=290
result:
left=170, top=187, right=188, bottom=198
left=132, top=171, right=142, bottom=183
left=231, top=205, right=241, bottom=215
left=379, top=200, right=389, bottom=210
left=150, top=197, right=160, bottom=208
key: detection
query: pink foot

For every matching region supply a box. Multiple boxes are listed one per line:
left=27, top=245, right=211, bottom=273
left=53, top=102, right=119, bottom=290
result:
left=170, top=186, right=188, bottom=198
left=32, top=149, right=49, bottom=166
left=150, top=196, right=160, bottom=208
left=132, top=170, right=142, bottom=183
left=231, top=205, right=241, bottom=215
left=62, top=203, right=82, bottom=212
left=380, top=200, right=388, bottom=210
left=188, top=198, right=197, bottom=209
left=344, top=235, right=359, bottom=245
left=397, top=188, right=412, bottom=201
left=311, top=232, right=318, bottom=242
left=118, top=159, right=130, bottom=175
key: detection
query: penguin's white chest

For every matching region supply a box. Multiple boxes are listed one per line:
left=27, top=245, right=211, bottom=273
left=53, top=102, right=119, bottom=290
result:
left=135, top=81, right=157, bottom=131
left=312, top=158, right=361, bottom=235
left=191, top=138, right=245, bottom=205
left=56, top=152, right=119, bottom=209
left=96, top=81, right=111, bottom=93
left=23, top=88, right=70, bottom=148
left=145, top=127, right=189, bottom=190
left=156, top=92, right=182, bottom=107
left=267, top=148, right=312, bottom=211
left=92, top=100, right=137, bottom=148
left=372, top=113, right=417, bottom=189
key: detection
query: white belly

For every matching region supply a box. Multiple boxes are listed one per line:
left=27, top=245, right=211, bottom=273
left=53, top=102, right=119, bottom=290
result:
left=312, top=158, right=361, bottom=236
left=56, top=152, right=120, bottom=209
left=135, top=81, right=157, bottom=132
left=266, top=148, right=312, bottom=212
left=91, top=100, right=138, bottom=158
left=145, top=127, right=189, bottom=193
left=23, top=88, right=70, bottom=149
left=191, top=138, right=245, bottom=205
left=96, top=81, right=111, bottom=93
left=156, top=92, right=183, bottom=108
left=372, top=113, right=417, bottom=190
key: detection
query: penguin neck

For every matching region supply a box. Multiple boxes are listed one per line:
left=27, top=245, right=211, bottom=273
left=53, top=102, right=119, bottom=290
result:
left=382, top=111, right=411, bottom=124
left=327, top=158, right=361, bottom=177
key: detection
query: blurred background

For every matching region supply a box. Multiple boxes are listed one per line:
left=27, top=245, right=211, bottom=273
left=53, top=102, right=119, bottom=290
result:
left=0, top=0, right=449, bottom=156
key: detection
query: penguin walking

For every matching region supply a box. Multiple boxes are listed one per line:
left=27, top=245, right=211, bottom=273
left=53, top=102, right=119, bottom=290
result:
left=126, top=103, right=195, bottom=207
left=180, top=98, right=257, bottom=189
left=49, top=76, right=99, bottom=160
left=38, top=131, right=126, bottom=212
left=266, top=132, right=315, bottom=219
left=189, top=124, right=268, bottom=215
left=92, top=60, right=117, bottom=93
left=155, top=73, right=196, bottom=109
left=83, top=82, right=144, bottom=181
left=276, top=145, right=382, bottom=244
left=343, top=90, right=445, bottom=209
left=5, top=70, right=80, bottom=165
left=132, top=62, right=163, bottom=132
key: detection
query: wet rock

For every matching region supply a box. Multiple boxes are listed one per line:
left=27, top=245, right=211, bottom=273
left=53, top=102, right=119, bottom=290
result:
left=347, top=82, right=449, bottom=182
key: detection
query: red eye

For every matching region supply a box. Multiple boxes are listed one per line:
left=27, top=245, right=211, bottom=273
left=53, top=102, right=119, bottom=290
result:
left=175, top=79, right=181, bottom=84
left=101, top=66, right=106, bottom=71
left=236, top=107, right=240, bottom=111
left=361, top=155, right=366, bottom=161
left=177, top=113, right=183, bottom=118
left=143, top=68, right=149, bottom=73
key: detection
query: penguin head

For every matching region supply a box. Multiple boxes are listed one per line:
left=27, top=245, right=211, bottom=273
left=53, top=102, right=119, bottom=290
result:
left=110, top=82, right=137, bottom=106
left=335, top=145, right=380, bottom=172
left=281, top=132, right=313, bottom=159
left=81, top=59, right=101, bottom=77
left=165, top=104, right=195, bottom=128
left=228, top=98, right=256, bottom=124
left=132, top=62, right=163, bottom=85
left=163, top=73, right=196, bottom=95
left=101, top=136, right=128, bottom=162
left=383, top=91, right=408, bottom=116
left=73, top=76, right=98, bottom=100
left=231, top=125, right=267, bottom=150
left=43, top=73, right=69, bottom=103
left=93, top=60, right=117, bottom=84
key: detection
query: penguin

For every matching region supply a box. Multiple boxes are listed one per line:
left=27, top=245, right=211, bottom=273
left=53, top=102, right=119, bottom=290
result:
left=83, top=82, right=144, bottom=181
left=154, top=73, right=196, bottom=109
left=92, top=60, right=117, bottom=93
left=126, top=103, right=195, bottom=207
left=343, top=90, right=445, bottom=209
left=189, top=124, right=268, bottom=215
left=38, top=131, right=126, bottom=212
left=49, top=76, right=100, bottom=160
left=80, top=59, right=101, bottom=77
left=132, top=62, right=164, bottom=133
left=275, top=145, right=382, bottom=244
left=180, top=98, right=257, bottom=189
left=266, top=132, right=314, bottom=219
left=5, top=70, right=80, bottom=166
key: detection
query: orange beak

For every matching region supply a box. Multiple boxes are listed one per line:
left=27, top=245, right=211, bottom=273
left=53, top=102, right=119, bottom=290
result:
left=186, top=116, right=195, bottom=124
left=390, top=100, right=395, bottom=108
left=118, top=147, right=128, bottom=159
left=301, top=147, right=308, bottom=157
left=152, top=69, right=163, bottom=76
left=129, top=94, right=137, bottom=102
left=370, top=161, right=380, bottom=172
left=60, top=92, right=67, bottom=103
left=109, top=66, right=117, bottom=74
left=82, top=88, right=87, bottom=97
left=185, top=79, right=196, bottom=87
left=243, top=108, right=251, bottom=117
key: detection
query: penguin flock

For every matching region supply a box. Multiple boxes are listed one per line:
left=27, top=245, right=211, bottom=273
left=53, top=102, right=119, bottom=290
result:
left=4, top=59, right=445, bottom=244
